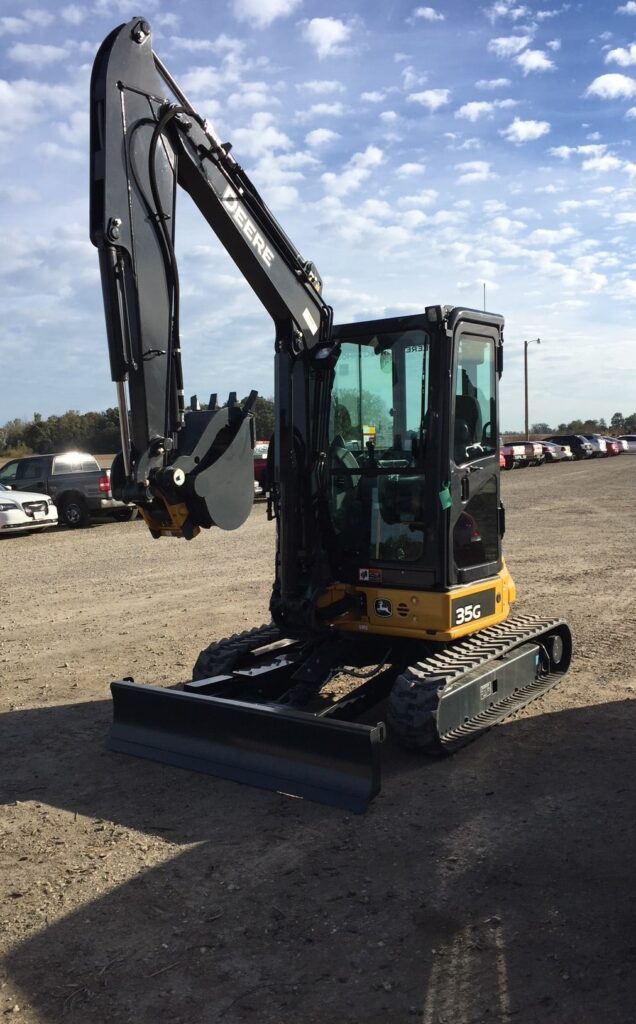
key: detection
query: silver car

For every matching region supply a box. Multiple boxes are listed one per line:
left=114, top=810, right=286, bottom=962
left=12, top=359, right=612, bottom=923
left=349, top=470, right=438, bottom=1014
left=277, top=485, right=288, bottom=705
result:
left=618, top=434, right=636, bottom=453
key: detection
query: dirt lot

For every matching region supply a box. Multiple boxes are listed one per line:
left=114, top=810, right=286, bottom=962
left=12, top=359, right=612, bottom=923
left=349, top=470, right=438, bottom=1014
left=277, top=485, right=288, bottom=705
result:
left=1, top=457, right=635, bottom=1024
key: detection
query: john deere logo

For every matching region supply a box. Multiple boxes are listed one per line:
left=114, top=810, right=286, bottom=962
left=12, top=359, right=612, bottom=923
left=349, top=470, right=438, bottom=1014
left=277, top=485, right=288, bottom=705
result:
left=374, top=598, right=392, bottom=618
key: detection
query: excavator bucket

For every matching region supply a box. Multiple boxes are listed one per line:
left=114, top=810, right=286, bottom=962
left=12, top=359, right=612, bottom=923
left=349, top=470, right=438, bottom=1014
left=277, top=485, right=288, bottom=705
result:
left=109, top=680, right=385, bottom=813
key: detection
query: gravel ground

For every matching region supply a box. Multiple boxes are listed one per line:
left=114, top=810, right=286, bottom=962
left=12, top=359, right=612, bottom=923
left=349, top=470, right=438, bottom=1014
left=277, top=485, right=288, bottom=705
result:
left=1, top=456, right=635, bottom=1024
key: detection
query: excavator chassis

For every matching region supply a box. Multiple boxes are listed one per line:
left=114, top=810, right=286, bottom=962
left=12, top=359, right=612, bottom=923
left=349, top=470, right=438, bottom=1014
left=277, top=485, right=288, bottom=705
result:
left=108, top=615, right=571, bottom=812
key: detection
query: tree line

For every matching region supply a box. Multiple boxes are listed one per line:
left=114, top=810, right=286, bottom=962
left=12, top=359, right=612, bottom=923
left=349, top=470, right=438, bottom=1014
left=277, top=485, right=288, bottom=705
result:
left=0, top=404, right=634, bottom=457
left=0, top=396, right=277, bottom=458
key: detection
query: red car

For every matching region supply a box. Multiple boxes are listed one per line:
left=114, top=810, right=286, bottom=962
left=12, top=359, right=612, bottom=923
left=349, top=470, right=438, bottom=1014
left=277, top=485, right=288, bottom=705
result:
left=602, top=437, right=621, bottom=456
left=253, top=440, right=269, bottom=498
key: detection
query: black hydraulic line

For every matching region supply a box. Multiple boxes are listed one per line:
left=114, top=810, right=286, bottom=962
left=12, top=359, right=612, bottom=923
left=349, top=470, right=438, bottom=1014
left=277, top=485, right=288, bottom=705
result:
left=146, top=105, right=187, bottom=436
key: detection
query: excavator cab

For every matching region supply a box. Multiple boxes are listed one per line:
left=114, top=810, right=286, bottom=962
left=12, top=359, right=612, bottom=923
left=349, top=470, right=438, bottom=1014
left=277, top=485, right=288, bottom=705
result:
left=318, top=309, right=512, bottom=643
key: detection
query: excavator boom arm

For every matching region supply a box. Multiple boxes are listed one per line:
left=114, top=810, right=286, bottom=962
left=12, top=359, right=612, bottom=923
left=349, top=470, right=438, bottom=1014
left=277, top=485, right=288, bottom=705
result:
left=90, top=17, right=332, bottom=537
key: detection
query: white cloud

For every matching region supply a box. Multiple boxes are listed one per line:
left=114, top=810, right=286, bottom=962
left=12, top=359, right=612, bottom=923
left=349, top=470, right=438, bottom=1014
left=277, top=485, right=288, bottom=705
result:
left=455, top=160, right=495, bottom=184
left=475, top=77, right=511, bottom=89
left=627, top=106, right=636, bottom=117
left=361, top=90, right=385, bottom=102
left=298, top=80, right=345, bottom=95
left=501, top=117, right=550, bottom=143
left=401, top=66, right=428, bottom=90
left=397, top=162, right=427, bottom=176
left=305, top=128, right=339, bottom=147
left=397, top=189, right=438, bottom=208
left=9, top=42, right=68, bottom=65
left=181, top=67, right=222, bottom=96
left=58, top=110, right=88, bottom=145
left=0, top=17, right=28, bottom=35
left=228, top=83, right=280, bottom=109
left=605, top=43, right=636, bottom=66
left=550, top=144, right=600, bottom=159
left=456, top=101, right=495, bottom=121
left=411, top=6, right=445, bottom=21
left=586, top=74, right=636, bottom=99
left=297, top=102, right=347, bottom=120
left=170, top=36, right=216, bottom=52
left=231, top=112, right=292, bottom=158
left=407, top=88, right=451, bottom=111
left=616, top=1, right=636, bottom=12
left=515, top=49, right=556, bottom=74
left=616, top=211, right=636, bottom=222
left=455, top=98, right=517, bottom=121
left=60, top=5, right=87, bottom=24
left=484, top=1, right=530, bottom=22
left=154, top=13, right=180, bottom=29
left=488, top=35, right=533, bottom=57
left=232, top=0, right=301, bottom=28
left=0, top=78, right=77, bottom=144
left=36, top=141, right=83, bottom=164
left=302, top=17, right=353, bottom=59
left=23, top=9, right=55, bottom=27
left=321, top=145, right=384, bottom=196
left=0, top=184, right=38, bottom=202
left=546, top=39, right=561, bottom=51
left=582, top=154, right=623, bottom=172
left=528, top=227, right=578, bottom=245
left=490, top=215, right=526, bottom=234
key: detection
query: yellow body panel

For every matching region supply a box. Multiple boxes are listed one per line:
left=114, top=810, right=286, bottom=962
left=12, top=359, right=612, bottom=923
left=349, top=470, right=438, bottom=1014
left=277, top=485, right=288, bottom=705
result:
left=318, top=561, right=516, bottom=643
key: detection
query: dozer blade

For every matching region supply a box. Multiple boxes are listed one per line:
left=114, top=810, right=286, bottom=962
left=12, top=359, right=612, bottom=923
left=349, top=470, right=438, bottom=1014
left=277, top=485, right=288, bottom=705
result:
left=109, top=681, right=385, bottom=813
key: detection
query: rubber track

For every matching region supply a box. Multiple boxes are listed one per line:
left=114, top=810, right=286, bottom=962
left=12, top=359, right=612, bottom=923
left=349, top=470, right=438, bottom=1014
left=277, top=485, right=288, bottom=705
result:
left=192, top=623, right=282, bottom=680
left=387, top=613, right=570, bottom=752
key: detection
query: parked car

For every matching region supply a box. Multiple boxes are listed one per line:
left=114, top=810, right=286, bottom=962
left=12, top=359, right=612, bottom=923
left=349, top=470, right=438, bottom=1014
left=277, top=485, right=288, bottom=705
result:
left=601, top=437, right=621, bottom=456
left=0, top=452, right=135, bottom=527
left=618, top=434, right=636, bottom=453
left=499, top=442, right=526, bottom=470
left=253, top=440, right=269, bottom=499
left=542, top=434, right=593, bottom=460
left=540, top=440, right=574, bottom=463
left=0, top=482, right=58, bottom=534
left=578, top=433, right=607, bottom=457
left=499, top=447, right=506, bottom=470
left=506, top=440, right=544, bottom=467
left=611, top=437, right=628, bottom=452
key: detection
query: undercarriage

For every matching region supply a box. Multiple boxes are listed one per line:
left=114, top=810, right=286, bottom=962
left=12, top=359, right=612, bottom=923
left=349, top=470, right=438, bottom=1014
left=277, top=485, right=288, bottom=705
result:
left=109, top=616, right=571, bottom=811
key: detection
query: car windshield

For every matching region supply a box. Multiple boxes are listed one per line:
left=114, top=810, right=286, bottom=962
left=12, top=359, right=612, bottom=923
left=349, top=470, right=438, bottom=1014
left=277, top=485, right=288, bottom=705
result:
left=253, top=443, right=269, bottom=459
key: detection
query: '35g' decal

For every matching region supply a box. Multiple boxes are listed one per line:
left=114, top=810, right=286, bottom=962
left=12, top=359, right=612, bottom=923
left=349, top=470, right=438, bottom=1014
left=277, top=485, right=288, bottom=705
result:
left=455, top=603, right=481, bottom=625
left=451, top=589, right=496, bottom=627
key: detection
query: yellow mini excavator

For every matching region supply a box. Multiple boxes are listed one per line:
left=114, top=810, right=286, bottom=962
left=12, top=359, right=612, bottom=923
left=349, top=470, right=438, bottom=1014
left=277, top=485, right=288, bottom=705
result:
left=89, top=19, right=572, bottom=810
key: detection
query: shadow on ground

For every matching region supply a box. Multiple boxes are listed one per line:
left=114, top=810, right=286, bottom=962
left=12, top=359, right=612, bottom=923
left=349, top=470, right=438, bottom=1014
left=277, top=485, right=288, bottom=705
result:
left=2, top=695, right=635, bottom=1023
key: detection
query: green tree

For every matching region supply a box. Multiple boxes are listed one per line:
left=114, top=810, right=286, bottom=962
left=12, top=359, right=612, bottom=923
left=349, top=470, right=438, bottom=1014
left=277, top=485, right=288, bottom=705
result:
left=246, top=395, right=275, bottom=441
left=610, top=412, right=624, bottom=431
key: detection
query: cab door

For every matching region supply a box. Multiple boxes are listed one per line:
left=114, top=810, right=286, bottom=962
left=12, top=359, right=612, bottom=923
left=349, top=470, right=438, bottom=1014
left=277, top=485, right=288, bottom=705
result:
left=448, top=316, right=503, bottom=586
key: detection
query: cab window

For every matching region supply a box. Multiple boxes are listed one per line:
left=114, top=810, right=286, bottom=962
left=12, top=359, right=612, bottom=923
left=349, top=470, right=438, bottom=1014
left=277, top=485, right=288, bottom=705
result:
left=0, top=461, right=18, bottom=482
left=453, top=335, right=496, bottom=465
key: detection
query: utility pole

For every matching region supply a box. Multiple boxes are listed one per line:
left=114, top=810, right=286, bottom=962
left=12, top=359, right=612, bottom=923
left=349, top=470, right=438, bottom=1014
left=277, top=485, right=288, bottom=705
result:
left=523, top=337, right=541, bottom=439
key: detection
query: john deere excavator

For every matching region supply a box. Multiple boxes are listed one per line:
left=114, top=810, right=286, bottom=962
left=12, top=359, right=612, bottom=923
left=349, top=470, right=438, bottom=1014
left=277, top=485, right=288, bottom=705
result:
left=90, top=19, right=572, bottom=811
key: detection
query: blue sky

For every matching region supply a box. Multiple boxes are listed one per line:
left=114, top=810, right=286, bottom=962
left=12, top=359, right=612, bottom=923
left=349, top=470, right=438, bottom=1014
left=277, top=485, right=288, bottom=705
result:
left=1, top=0, right=635, bottom=431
